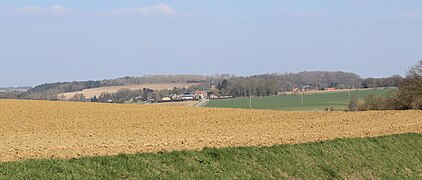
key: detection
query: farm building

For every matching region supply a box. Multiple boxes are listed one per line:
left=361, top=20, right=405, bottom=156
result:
left=301, top=85, right=319, bottom=91
left=170, top=94, right=180, bottom=100
left=194, top=90, right=208, bottom=99
left=181, top=92, right=194, bottom=100
left=161, top=97, right=171, bottom=101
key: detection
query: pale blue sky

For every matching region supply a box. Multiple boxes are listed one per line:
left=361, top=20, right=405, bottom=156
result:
left=1, top=0, right=421, bottom=87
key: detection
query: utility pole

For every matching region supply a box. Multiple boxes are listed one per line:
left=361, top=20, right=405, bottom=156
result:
left=249, top=93, right=252, bottom=109
left=373, top=79, right=376, bottom=88
left=301, top=93, right=304, bottom=103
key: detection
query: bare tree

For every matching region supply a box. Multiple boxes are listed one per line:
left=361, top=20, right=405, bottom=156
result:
left=393, top=60, right=422, bottom=109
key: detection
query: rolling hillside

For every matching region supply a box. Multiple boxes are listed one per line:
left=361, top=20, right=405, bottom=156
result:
left=59, top=83, right=198, bottom=99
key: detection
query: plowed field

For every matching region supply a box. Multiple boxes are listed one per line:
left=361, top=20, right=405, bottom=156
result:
left=0, top=99, right=421, bottom=162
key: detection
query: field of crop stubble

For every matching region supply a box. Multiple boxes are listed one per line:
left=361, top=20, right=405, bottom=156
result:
left=0, top=99, right=421, bottom=162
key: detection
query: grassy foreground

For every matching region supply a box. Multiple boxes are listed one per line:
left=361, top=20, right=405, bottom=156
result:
left=1, top=133, right=421, bottom=179
left=206, top=88, right=394, bottom=111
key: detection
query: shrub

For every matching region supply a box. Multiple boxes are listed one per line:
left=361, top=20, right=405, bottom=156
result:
left=383, top=94, right=412, bottom=110
left=348, top=96, right=358, bottom=112
left=355, top=94, right=388, bottom=111
left=356, top=60, right=422, bottom=111
left=356, top=100, right=367, bottom=111
left=411, top=97, right=422, bottom=110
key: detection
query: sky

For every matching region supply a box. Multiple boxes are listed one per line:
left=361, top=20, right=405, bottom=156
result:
left=1, top=0, right=421, bottom=87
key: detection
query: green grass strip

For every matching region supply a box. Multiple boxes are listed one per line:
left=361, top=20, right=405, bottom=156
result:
left=1, top=133, right=421, bottom=179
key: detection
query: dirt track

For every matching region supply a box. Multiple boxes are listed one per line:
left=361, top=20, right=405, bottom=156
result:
left=0, top=100, right=421, bottom=162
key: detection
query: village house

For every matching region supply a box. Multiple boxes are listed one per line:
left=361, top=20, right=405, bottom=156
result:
left=181, top=92, right=194, bottom=100
left=194, top=90, right=208, bottom=99
left=161, top=97, right=171, bottom=101
left=169, top=94, right=180, bottom=100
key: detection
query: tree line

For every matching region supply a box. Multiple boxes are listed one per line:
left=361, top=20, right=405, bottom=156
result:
left=0, top=72, right=404, bottom=101
left=211, top=71, right=403, bottom=97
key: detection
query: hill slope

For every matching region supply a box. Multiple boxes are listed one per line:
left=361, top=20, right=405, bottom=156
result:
left=59, top=83, right=198, bottom=99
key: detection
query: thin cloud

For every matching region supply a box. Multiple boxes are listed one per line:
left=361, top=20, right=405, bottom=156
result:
left=274, top=10, right=323, bottom=18
left=391, top=12, right=420, bottom=19
left=10, top=4, right=72, bottom=15
left=111, top=3, right=177, bottom=16
left=50, top=5, right=72, bottom=15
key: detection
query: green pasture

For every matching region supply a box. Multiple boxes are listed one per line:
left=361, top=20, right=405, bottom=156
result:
left=206, top=88, right=395, bottom=111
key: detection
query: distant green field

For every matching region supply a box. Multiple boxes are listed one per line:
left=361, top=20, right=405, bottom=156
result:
left=1, top=133, right=420, bottom=179
left=206, top=88, right=395, bottom=111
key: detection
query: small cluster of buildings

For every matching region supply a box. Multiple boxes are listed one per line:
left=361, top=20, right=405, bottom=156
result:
left=292, top=86, right=337, bottom=92
left=160, top=90, right=209, bottom=102
left=158, top=77, right=227, bottom=102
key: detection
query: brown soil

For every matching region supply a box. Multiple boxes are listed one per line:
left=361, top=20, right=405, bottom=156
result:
left=0, top=99, right=421, bottom=162
left=59, top=83, right=198, bottom=99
